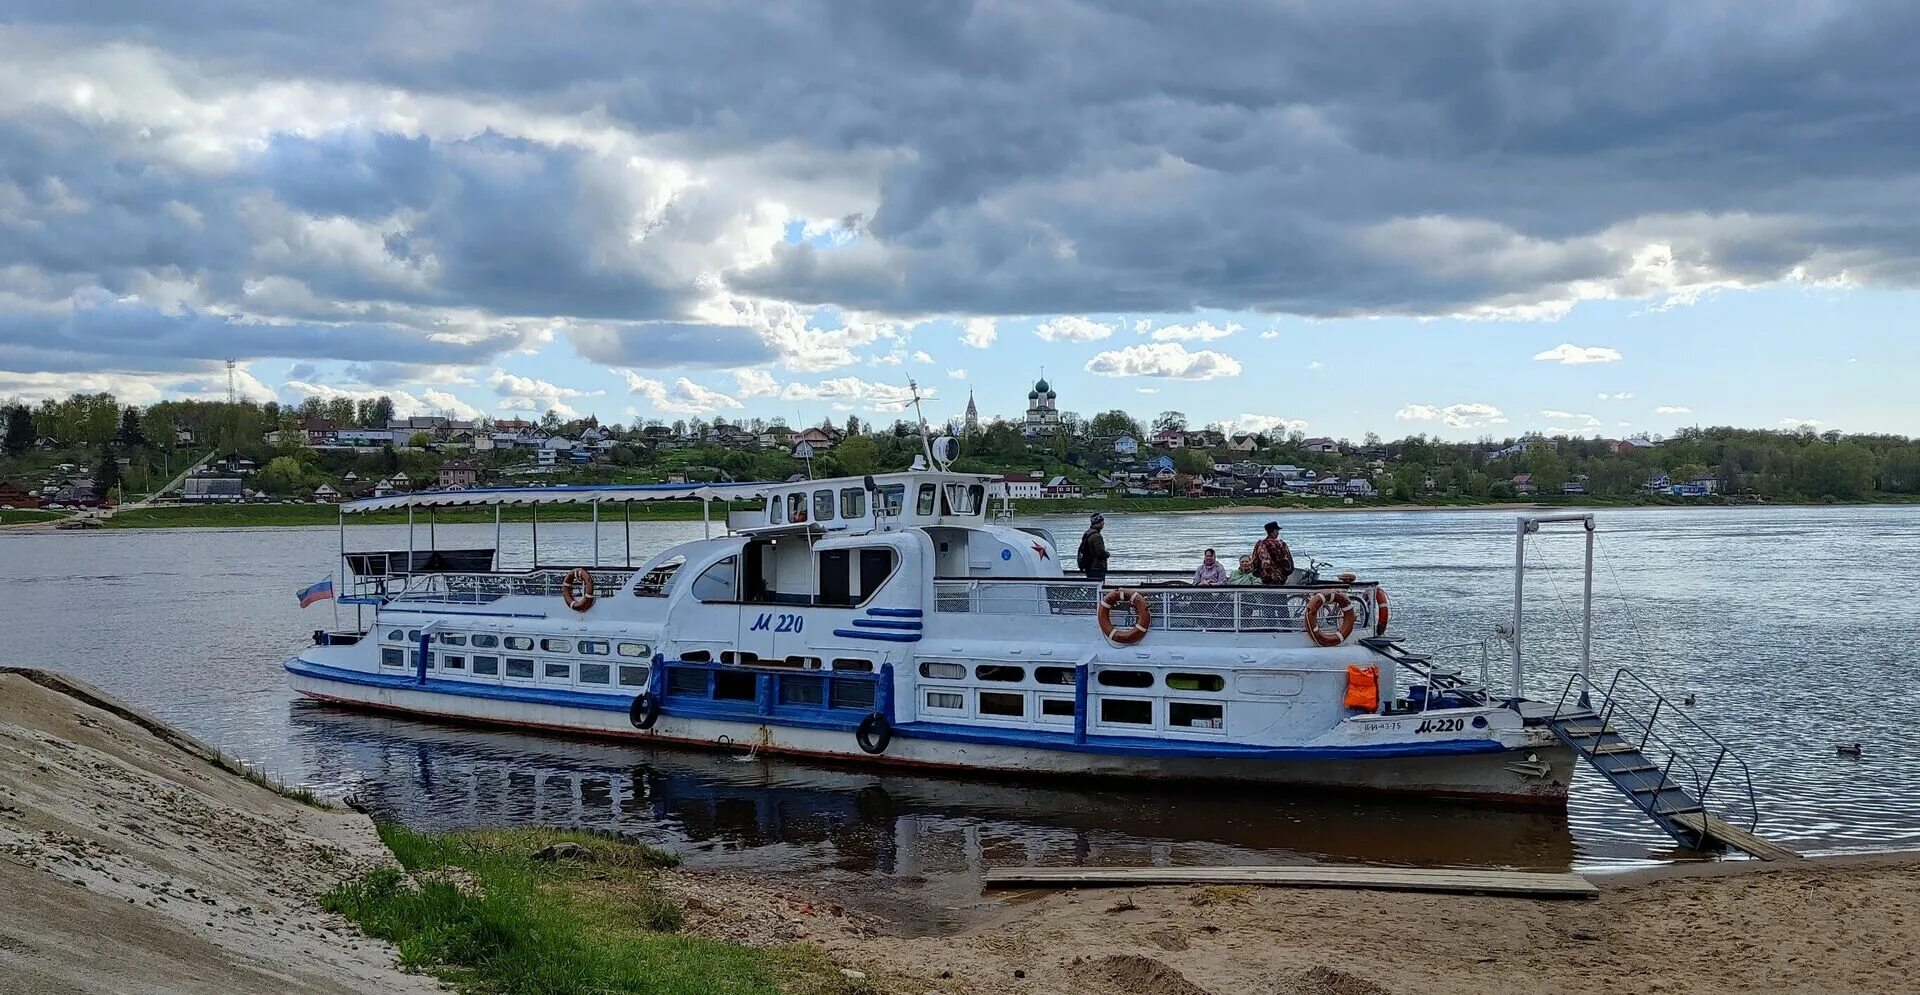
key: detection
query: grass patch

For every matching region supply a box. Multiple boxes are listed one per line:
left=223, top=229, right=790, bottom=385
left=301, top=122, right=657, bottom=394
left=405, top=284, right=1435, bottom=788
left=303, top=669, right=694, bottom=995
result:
left=0, top=508, right=67, bottom=525
left=325, top=825, right=853, bottom=995
left=101, top=500, right=728, bottom=529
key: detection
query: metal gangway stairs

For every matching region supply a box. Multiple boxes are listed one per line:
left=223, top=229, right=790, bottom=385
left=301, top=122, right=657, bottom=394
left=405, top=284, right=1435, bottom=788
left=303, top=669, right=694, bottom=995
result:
left=1548, top=668, right=1799, bottom=861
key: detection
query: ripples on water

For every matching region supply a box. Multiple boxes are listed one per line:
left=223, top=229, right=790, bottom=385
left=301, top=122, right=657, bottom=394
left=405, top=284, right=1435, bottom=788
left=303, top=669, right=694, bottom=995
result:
left=3, top=506, right=1915, bottom=923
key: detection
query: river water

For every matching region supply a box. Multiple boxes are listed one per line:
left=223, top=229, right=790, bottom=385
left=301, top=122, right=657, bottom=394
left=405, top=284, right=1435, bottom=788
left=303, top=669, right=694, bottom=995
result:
left=2, top=506, right=1913, bottom=930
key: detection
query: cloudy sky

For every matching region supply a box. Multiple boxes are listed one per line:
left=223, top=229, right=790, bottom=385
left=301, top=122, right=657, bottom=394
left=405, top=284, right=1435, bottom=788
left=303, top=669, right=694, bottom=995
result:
left=3, top=2, right=1916, bottom=439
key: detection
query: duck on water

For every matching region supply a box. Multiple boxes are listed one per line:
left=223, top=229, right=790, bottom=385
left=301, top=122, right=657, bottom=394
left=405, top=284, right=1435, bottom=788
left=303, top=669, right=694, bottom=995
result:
left=286, top=443, right=1604, bottom=806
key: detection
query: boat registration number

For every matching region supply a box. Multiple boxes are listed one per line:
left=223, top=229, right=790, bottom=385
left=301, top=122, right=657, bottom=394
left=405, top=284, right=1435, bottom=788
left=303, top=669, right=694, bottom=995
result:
left=749, top=612, right=805, bottom=633
left=1415, top=717, right=1465, bottom=734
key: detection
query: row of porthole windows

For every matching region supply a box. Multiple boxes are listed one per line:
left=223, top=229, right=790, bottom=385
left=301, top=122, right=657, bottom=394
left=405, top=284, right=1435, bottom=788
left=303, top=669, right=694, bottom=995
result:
left=921, top=689, right=1226, bottom=729
left=916, top=662, right=1226, bottom=693
left=383, top=628, right=651, bottom=659
left=379, top=645, right=651, bottom=690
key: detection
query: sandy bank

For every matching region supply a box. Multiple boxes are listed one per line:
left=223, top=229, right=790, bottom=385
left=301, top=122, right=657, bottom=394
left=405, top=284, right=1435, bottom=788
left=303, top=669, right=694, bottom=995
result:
left=0, top=668, right=441, bottom=995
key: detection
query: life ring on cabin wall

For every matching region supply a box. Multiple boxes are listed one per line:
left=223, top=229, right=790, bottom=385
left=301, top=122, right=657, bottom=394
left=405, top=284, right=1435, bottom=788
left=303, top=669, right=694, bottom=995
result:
left=1373, top=587, right=1390, bottom=637
left=1098, top=588, right=1152, bottom=645
left=561, top=567, right=597, bottom=612
left=1304, top=590, right=1357, bottom=647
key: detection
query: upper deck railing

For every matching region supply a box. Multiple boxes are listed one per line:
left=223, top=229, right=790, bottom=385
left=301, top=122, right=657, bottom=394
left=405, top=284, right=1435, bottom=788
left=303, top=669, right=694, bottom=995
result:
left=375, top=567, right=643, bottom=606
left=932, top=577, right=1379, bottom=634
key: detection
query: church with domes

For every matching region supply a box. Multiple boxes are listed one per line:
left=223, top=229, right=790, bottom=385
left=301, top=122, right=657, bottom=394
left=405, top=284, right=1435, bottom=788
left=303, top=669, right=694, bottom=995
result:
left=1022, top=375, right=1062, bottom=436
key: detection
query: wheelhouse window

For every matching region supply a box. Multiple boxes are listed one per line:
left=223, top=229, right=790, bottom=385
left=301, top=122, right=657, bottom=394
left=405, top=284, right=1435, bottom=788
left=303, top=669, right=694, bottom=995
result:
left=769, top=498, right=785, bottom=525
left=916, top=483, right=937, bottom=516
left=840, top=487, right=867, bottom=519
left=941, top=483, right=986, bottom=516
left=813, top=489, right=835, bottom=522
left=878, top=484, right=905, bottom=516
left=692, top=556, right=738, bottom=602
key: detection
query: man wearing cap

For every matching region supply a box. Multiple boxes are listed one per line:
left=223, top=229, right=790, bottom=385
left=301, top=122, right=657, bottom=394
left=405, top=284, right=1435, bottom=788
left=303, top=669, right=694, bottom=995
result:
left=1251, top=521, right=1294, bottom=586
left=1077, top=513, right=1110, bottom=584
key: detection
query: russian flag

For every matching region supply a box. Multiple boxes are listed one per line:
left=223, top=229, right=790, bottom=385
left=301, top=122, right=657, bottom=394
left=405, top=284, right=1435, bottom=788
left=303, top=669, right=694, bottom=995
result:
left=297, top=578, right=334, bottom=608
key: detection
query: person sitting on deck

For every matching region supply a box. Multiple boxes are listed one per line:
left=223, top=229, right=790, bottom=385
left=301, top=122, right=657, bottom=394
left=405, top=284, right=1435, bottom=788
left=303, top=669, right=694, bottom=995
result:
left=1228, top=555, right=1261, bottom=585
left=1251, top=521, right=1294, bottom=586
left=1191, top=548, right=1227, bottom=586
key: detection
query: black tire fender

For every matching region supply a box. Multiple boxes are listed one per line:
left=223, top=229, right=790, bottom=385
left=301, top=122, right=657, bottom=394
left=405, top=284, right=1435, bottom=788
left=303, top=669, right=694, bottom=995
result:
left=628, top=692, right=660, bottom=731
left=855, top=712, right=892, bottom=755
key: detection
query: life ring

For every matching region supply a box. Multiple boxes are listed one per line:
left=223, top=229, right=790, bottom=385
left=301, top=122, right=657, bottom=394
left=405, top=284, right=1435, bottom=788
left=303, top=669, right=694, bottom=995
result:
left=628, top=692, right=659, bottom=730
left=1098, top=588, right=1152, bottom=645
left=1373, top=587, right=1390, bottom=637
left=856, top=712, right=892, bottom=754
left=1304, top=590, right=1357, bottom=647
left=561, top=567, right=596, bottom=612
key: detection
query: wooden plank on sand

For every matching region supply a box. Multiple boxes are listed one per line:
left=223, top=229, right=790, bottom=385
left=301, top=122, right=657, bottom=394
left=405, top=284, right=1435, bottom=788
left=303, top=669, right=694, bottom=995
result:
left=982, top=865, right=1599, bottom=899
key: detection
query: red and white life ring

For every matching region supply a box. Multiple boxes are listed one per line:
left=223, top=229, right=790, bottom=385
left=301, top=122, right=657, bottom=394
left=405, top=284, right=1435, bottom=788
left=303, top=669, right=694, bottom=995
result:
left=561, top=567, right=596, bottom=612
left=1098, top=588, right=1152, bottom=645
left=1304, top=590, right=1356, bottom=647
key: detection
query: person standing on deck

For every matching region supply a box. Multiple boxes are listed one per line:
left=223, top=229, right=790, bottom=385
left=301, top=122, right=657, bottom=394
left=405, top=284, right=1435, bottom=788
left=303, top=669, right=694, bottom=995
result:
left=1077, top=513, right=1110, bottom=584
left=1191, top=548, right=1227, bottom=586
left=1251, top=521, right=1294, bottom=585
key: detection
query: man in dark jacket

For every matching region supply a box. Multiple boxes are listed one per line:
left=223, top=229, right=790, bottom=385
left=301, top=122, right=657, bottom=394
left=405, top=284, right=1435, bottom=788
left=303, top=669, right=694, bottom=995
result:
left=1077, top=513, right=1110, bottom=583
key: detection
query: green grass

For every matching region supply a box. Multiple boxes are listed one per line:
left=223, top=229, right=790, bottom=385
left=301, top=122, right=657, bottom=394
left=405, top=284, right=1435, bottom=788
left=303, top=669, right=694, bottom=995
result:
left=0, top=508, right=66, bottom=525
left=324, top=825, right=862, bottom=995
left=101, top=500, right=733, bottom=529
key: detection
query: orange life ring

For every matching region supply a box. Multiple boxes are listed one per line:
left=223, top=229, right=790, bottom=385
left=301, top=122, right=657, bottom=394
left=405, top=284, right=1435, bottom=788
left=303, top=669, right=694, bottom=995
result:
left=561, top=567, right=596, bottom=612
left=1098, top=588, right=1152, bottom=645
left=1304, top=590, right=1356, bottom=647
left=1373, top=587, right=1390, bottom=637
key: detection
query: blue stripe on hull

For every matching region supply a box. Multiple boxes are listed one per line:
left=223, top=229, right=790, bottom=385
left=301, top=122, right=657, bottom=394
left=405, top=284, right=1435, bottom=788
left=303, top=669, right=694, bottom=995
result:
left=829, top=628, right=922, bottom=643
left=864, top=607, right=923, bottom=618
left=849, top=618, right=922, bottom=630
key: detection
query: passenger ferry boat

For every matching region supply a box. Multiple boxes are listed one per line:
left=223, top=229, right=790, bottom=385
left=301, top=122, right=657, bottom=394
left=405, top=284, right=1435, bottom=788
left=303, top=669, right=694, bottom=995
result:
left=286, top=447, right=1586, bottom=805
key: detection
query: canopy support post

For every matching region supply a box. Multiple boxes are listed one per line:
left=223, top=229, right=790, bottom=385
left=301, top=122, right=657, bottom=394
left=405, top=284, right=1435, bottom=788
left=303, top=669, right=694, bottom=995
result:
left=592, top=501, right=601, bottom=567
left=624, top=502, right=632, bottom=566
left=429, top=508, right=436, bottom=551
left=493, top=506, right=502, bottom=571
left=532, top=504, right=540, bottom=570
left=406, top=506, right=415, bottom=592
left=703, top=497, right=711, bottom=539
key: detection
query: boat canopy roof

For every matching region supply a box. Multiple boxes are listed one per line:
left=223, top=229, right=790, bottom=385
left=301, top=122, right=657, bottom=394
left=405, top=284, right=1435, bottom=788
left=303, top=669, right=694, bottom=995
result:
left=341, top=482, right=774, bottom=514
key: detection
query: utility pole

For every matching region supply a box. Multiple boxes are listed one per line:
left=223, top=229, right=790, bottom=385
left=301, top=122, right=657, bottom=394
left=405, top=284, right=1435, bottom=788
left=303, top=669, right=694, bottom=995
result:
left=225, top=359, right=238, bottom=405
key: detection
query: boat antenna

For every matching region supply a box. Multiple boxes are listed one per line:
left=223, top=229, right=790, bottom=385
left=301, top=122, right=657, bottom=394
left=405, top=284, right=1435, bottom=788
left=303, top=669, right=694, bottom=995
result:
left=908, top=378, right=935, bottom=466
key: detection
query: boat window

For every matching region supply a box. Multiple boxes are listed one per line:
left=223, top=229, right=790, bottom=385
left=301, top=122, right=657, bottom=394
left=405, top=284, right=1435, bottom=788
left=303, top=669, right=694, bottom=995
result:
left=979, top=691, right=1025, bottom=717
left=505, top=636, right=534, bottom=651
left=720, top=650, right=761, bottom=666
left=505, top=658, right=535, bottom=679
left=942, top=483, right=985, bottom=516
left=878, top=485, right=905, bottom=516
left=635, top=556, right=683, bottom=597
left=381, top=647, right=406, bottom=668
left=769, top=495, right=785, bottom=524
left=578, top=640, right=610, bottom=656
left=441, top=655, right=466, bottom=671
left=1096, top=670, right=1155, bottom=688
left=774, top=656, right=821, bottom=670
left=681, top=650, right=712, bottom=662
left=385, top=628, right=404, bottom=642
left=407, top=629, right=422, bottom=642
left=544, top=662, right=571, bottom=680
left=817, top=548, right=852, bottom=606
left=541, top=638, right=572, bottom=654
left=471, top=634, right=500, bottom=649
left=831, top=658, right=874, bottom=673
left=919, top=661, right=964, bottom=680
left=617, top=642, right=651, bottom=658
left=786, top=492, right=809, bottom=523
left=1040, top=698, right=1076, bottom=718
left=1166, top=672, right=1226, bottom=693
left=1169, top=701, right=1225, bottom=729
left=859, top=548, right=896, bottom=598
left=713, top=671, right=756, bottom=701
left=437, top=633, right=468, bottom=646
left=840, top=487, right=867, bottom=519
left=473, top=656, right=500, bottom=676
left=925, top=691, right=964, bottom=710
left=779, top=675, right=826, bottom=707
left=579, top=663, right=611, bottom=685
left=831, top=680, right=877, bottom=711
left=1035, top=666, right=1077, bottom=686
left=813, top=489, right=835, bottom=522
left=1100, top=699, right=1153, bottom=724
left=617, top=664, right=648, bottom=688
left=916, top=484, right=936, bottom=516
left=692, top=556, right=738, bottom=602
left=976, top=664, right=1025, bottom=682
left=668, top=669, right=709, bottom=695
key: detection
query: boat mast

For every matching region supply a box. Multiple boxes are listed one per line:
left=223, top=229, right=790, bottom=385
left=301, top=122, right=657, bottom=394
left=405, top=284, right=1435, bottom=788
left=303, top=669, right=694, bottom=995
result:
left=907, top=378, right=934, bottom=466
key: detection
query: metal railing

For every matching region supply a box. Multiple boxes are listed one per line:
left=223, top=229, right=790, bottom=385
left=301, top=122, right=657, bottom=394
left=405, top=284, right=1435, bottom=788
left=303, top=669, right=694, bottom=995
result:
left=933, top=579, right=1379, bottom=634
left=384, top=568, right=643, bottom=606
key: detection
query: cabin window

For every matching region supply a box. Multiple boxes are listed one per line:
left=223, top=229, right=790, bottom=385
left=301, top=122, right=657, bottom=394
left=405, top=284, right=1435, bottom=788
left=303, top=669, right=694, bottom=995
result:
left=1096, top=670, right=1155, bottom=689
left=780, top=675, right=826, bottom=707
left=978, top=691, right=1025, bottom=717
left=1040, top=698, right=1076, bottom=719
left=544, top=662, right=571, bottom=681
left=505, top=636, right=534, bottom=651
left=840, top=488, right=867, bottom=519
left=1035, top=666, right=1077, bottom=686
left=617, top=642, right=650, bottom=658
left=1166, top=673, right=1226, bottom=693
left=859, top=548, right=896, bottom=598
left=381, top=647, right=406, bottom=668
left=916, top=484, right=937, bottom=516
left=441, top=655, right=466, bottom=671
left=831, top=680, right=876, bottom=711
left=407, top=629, right=422, bottom=642
left=438, top=633, right=468, bottom=646
left=813, top=489, right=835, bottom=522
left=919, top=661, right=964, bottom=680
left=925, top=691, right=964, bottom=710
left=618, top=664, right=648, bottom=688
left=817, top=548, right=853, bottom=606
left=831, top=658, right=874, bottom=673
left=579, top=663, right=612, bottom=685
left=976, top=664, right=1025, bottom=682
left=541, top=638, right=572, bottom=654
left=681, top=650, right=712, bottom=662
left=774, top=656, right=821, bottom=670
left=769, top=497, right=785, bottom=524
left=471, top=634, right=500, bottom=649
left=385, top=628, right=404, bottom=642
left=713, top=671, right=757, bottom=701
left=578, top=640, right=610, bottom=656
left=636, top=557, right=683, bottom=597
left=473, top=655, right=500, bottom=676
left=506, top=658, right=536, bottom=679
left=878, top=484, right=905, bottom=516
left=720, top=650, right=760, bottom=666
left=786, top=492, right=809, bottom=523
left=692, top=556, right=738, bottom=602
left=667, top=669, right=708, bottom=695
left=942, top=483, right=986, bottom=515
left=1100, top=699, right=1153, bottom=724
left=1169, top=702, right=1225, bottom=729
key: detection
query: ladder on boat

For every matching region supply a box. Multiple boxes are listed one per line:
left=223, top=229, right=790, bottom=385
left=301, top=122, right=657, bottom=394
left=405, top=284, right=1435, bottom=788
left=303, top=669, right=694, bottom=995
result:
left=1548, top=669, right=1798, bottom=860
left=1360, top=636, right=1490, bottom=707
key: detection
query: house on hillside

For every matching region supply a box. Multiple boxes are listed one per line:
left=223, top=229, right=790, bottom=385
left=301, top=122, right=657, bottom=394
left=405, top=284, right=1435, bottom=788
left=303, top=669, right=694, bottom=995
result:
left=758, top=425, right=796, bottom=449
left=996, top=472, right=1046, bottom=500
left=0, top=480, right=41, bottom=508
left=1144, top=454, right=1176, bottom=478
left=1227, top=433, right=1261, bottom=452
left=1511, top=473, right=1536, bottom=495
left=215, top=452, right=258, bottom=474
left=438, top=460, right=479, bottom=490
left=335, top=428, right=389, bottom=447
left=1346, top=478, right=1377, bottom=498
left=389, top=472, right=412, bottom=491
left=1644, top=474, right=1672, bottom=492
left=1112, top=435, right=1139, bottom=458
left=182, top=477, right=245, bottom=504
left=1302, top=437, right=1340, bottom=454
left=1562, top=476, right=1588, bottom=495
left=311, top=483, right=341, bottom=503
left=1044, top=475, right=1082, bottom=498
left=794, top=427, right=837, bottom=452
left=1611, top=437, right=1658, bottom=455
left=300, top=418, right=339, bottom=445
left=1152, top=429, right=1186, bottom=449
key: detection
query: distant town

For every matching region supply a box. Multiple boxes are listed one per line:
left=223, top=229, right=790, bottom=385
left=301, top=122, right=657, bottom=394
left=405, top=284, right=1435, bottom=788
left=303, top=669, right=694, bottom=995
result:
left=2, top=376, right=1916, bottom=515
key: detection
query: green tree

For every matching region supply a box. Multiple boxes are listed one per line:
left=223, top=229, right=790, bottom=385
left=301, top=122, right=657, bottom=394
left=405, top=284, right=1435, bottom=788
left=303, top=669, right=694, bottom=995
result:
left=256, top=456, right=310, bottom=495
left=94, top=446, right=123, bottom=500
left=408, top=431, right=434, bottom=448
left=115, top=407, right=149, bottom=448
left=371, top=396, right=396, bottom=428
left=2, top=404, right=31, bottom=454
left=1152, top=411, right=1188, bottom=434
left=834, top=435, right=880, bottom=474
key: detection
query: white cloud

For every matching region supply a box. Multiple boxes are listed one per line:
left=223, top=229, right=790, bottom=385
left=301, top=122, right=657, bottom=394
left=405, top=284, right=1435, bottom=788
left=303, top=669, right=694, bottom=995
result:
left=1541, top=409, right=1602, bottom=429
left=1306, top=360, right=1323, bottom=371
left=1136, top=387, right=1159, bottom=394
left=1260, top=329, right=1281, bottom=339
left=778, top=376, right=930, bottom=412
left=487, top=369, right=603, bottom=400
left=1655, top=405, right=1692, bottom=414
left=1780, top=417, right=1823, bottom=428
left=1597, top=392, right=1635, bottom=400
left=1084, top=342, right=1242, bottom=380
left=618, top=371, right=743, bottom=414
left=421, top=389, right=485, bottom=420
left=1534, top=343, right=1623, bottom=365
left=1396, top=402, right=1508, bottom=429
left=1226, top=414, right=1308, bottom=435
left=911, top=350, right=933, bottom=364
left=960, top=317, right=998, bottom=349
left=1145, top=320, right=1240, bottom=342
left=283, top=379, right=481, bottom=420
left=946, top=367, right=967, bottom=380
left=1034, top=315, right=1114, bottom=343
left=732, top=368, right=780, bottom=397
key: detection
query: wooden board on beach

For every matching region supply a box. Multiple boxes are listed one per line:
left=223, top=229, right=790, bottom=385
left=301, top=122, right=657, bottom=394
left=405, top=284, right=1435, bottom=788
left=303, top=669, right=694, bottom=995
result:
left=982, top=865, right=1599, bottom=898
